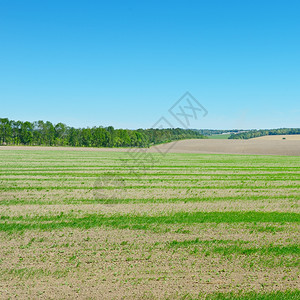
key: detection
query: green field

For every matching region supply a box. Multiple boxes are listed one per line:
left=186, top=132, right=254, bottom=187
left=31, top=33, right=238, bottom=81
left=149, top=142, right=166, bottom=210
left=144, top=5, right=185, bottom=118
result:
left=207, top=134, right=231, bottom=139
left=0, top=149, right=299, bottom=299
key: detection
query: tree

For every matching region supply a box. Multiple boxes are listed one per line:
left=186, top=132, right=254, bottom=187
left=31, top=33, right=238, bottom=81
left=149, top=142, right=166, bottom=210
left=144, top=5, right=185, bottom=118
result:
left=20, top=122, right=33, bottom=145
left=0, top=118, right=12, bottom=144
left=55, top=123, right=67, bottom=145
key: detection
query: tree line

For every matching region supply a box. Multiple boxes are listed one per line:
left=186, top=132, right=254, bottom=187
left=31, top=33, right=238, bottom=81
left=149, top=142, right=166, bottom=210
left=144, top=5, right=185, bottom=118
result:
left=229, top=128, right=300, bottom=139
left=0, top=118, right=205, bottom=147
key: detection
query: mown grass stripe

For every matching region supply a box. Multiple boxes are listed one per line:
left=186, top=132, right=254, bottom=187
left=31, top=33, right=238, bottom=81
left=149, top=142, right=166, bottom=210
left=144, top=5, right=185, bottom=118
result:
left=168, top=238, right=300, bottom=256
left=1, top=175, right=299, bottom=181
left=0, top=211, right=299, bottom=232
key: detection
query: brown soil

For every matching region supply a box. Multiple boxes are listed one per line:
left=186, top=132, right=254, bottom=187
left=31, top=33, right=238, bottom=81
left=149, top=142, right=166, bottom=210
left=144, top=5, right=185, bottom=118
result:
left=1, top=138, right=300, bottom=155
left=0, top=227, right=299, bottom=299
left=252, top=134, right=300, bottom=140
left=150, top=139, right=300, bottom=156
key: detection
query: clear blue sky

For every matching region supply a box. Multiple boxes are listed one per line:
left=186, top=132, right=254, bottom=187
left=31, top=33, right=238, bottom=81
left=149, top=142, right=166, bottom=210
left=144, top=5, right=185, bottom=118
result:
left=0, top=0, right=299, bottom=129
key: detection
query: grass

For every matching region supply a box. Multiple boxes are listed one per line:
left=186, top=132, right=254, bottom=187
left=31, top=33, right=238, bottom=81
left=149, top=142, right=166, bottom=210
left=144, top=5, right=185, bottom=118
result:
left=200, top=290, right=300, bottom=299
left=207, top=134, right=231, bottom=139
left=168, top=238, right=300, bottom=256
left=0, top=211, right=299, bottom=232
left=0, top=149, right=299, bottom=298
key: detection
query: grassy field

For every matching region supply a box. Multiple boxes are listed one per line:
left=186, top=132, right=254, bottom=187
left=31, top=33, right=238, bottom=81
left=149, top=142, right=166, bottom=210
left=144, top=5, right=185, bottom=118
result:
left=207, top=134, right=231, bottom=139
left=0, top=149, right=299, bottom=299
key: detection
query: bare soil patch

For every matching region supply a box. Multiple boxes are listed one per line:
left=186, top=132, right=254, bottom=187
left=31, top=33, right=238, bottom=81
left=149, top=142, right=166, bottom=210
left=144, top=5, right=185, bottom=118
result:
left=1, top=138, right=300, bottom=155
left=150, top=139, right=300, bottom=156
left=252, top=134, right=300, bottom=141
left=0, top=227, right=299, bottom=299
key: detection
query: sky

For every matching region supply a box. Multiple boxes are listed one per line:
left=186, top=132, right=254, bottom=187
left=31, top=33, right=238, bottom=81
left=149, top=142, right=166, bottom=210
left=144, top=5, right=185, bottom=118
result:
left=0, top=0, right=299, bottom=130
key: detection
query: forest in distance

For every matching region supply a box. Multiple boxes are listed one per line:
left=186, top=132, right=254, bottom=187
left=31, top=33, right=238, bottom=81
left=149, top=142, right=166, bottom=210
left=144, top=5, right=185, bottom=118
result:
left=228, top=128, right=300, bottom=139
left=197, top=128, right=300, bottom=139
left=1, top=118, right=299, bottom=148
left=0, top=118, right=205, bottom=148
